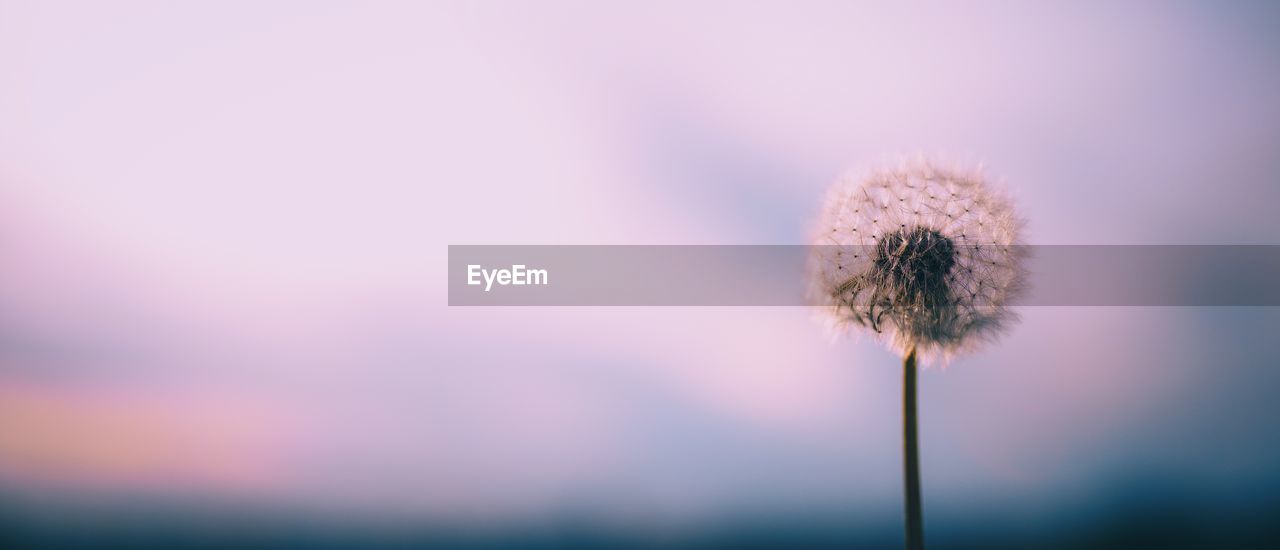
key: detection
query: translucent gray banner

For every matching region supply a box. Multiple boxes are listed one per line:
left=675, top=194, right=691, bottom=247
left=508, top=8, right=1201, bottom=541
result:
left=448, top=246, right=1280, bottom=306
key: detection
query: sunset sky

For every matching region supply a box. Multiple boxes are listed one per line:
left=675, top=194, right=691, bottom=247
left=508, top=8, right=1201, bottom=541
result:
left=2, top=1, right=1279, bottom=545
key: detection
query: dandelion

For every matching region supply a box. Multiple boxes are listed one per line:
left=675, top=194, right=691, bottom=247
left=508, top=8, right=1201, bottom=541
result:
left=808, top=158, right=1027, bottom=549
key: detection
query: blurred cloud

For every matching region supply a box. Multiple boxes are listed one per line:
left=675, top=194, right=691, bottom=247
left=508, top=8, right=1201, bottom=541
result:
left=1, top=0, right=1279, bottom=543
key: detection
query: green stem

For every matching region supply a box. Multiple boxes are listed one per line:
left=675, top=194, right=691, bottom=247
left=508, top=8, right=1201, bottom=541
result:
left=903, top=346, right=924, bottom=550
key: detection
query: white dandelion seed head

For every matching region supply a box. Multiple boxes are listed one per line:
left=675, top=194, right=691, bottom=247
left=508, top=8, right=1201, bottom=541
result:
left=808, top=157, right=1028, bottom=363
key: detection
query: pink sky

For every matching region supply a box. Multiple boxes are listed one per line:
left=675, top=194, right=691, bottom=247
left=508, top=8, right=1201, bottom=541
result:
left=2, top=0, right=1279, bottom=531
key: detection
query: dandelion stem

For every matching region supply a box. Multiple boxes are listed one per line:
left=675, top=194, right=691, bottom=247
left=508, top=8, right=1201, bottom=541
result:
left=903, top=345, right=924, bottom=550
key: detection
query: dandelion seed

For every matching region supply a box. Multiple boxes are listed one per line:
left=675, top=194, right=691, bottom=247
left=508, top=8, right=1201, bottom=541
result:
left=808, top=158, right=1027, bottom=362
left=807, top=157, right=1028, bottom=550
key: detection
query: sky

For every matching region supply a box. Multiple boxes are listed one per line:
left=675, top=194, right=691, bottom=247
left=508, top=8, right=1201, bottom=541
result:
left=1, top=0, right=1279, bottom=545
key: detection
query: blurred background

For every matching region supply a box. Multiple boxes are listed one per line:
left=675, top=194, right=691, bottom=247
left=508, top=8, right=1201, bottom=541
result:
left=2, top=1, right=1279, bottom=547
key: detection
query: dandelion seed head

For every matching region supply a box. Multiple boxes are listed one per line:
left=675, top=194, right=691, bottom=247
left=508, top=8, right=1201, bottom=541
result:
left=808, top=158, right=1028, bottom=362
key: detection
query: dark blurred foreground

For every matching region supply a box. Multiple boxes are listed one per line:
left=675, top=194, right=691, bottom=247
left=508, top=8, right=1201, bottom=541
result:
left=4, top=488, right=1279, bottom=550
